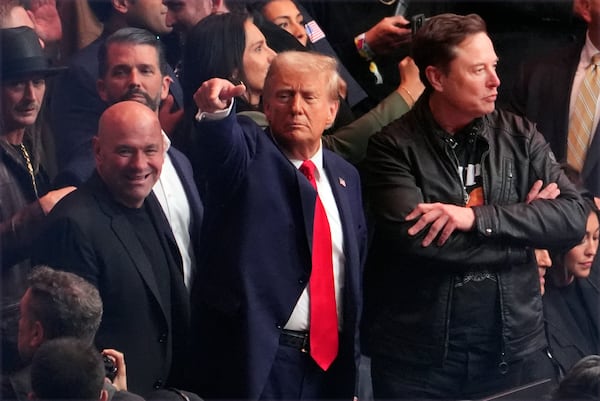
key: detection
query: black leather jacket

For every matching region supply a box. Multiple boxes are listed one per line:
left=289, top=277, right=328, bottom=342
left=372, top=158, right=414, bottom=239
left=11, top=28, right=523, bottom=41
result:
left=0, top=132, right=49, bottom=357
left=362, top=94, right=586, bottom=367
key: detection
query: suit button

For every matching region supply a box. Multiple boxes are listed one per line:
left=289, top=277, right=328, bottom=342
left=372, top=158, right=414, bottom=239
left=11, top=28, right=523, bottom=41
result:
left=154, top=379, right=163, bottom=389
left=159, top=333, right=168, bottom=343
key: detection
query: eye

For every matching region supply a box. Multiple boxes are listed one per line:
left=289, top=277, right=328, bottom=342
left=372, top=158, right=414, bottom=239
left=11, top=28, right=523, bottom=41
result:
left=278, top=22, right=289, bottom=29
left=32, top=79, right=45, bottom=87
left=277, top=93, right=291, bottom=102
left=111, top=67, right=128, bottom=77
left=140, top=66, right=154, bottom=75
left=117, top=148, right=133, bottom=156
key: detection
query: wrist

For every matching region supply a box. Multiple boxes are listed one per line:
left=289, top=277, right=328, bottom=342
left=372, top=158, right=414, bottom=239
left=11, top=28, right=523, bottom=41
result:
left=397, top=86, right=416, bottom=107
left=354, top=32, right=375, bottom=61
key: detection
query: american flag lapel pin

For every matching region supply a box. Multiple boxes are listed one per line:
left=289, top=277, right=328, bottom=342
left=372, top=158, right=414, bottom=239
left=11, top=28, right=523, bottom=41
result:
left=338, top=177, right=346, bottom=187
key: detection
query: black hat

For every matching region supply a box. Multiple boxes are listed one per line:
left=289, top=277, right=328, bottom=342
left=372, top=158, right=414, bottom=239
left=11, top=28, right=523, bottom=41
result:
left=1, top=26, right=66, bottom=81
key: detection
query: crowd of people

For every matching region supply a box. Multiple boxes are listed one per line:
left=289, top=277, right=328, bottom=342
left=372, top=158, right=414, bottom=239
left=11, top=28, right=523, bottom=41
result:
left=2, top=0, right=600, bottom=400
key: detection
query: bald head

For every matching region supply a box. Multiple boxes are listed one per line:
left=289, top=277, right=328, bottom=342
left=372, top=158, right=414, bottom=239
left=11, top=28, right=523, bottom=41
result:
left=94, top=101, right=164, bottom=208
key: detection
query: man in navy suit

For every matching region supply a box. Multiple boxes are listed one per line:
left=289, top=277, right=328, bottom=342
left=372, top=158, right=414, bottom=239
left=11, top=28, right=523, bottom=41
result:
left=511, top=0, right=600, bottom=197
left=188, top=51, right=367, bottom=400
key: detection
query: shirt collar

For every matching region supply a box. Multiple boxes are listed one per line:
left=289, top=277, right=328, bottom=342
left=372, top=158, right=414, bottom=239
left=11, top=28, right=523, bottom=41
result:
left=161, top=129, right=171, bottom=154
left=582, top=31, right=600, bottom=66
left=290, top=141, right=324, bottom=179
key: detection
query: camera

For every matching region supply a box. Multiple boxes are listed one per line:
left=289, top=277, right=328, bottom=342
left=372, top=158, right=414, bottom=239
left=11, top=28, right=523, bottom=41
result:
left=407, top=14, right=426, bottom=36
left=103, top=355, right=118, bottom=381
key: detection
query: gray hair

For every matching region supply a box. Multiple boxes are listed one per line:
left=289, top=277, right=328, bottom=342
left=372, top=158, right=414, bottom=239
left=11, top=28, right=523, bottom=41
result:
left=28, top=266, right=102, bottom=345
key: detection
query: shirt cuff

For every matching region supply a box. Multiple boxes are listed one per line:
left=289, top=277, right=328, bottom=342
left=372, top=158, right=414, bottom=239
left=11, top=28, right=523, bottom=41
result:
left=195, top=99, right=235, bottom=122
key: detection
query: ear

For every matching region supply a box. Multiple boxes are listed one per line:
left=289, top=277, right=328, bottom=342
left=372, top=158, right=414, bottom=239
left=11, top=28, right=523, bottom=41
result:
left=425, top=65, right=445, bottom=92
left=212, top=0, right=224, bottom=12
left=161, top=75, right=171, bottom=101
left=575, top=0, right=592, bottom=23
left=111, top=0, right=128, bottom=15
left=263, top=97, right=272, bottom=123
left=93, top=136, right=102, bottom=165
left=99, top=389, right=109, bottom=401
left=29, top=321, right=44, bottom=350
left=97, top=79, right=108, bottom=103
left=324, top=99, right=340, bottom=129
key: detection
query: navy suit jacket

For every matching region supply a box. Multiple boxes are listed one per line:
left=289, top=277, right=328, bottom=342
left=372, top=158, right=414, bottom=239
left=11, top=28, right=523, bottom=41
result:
left=511, top=36, right=600, bottom=196
left=49, top=34, right=183, bottom=187
left=33, top=173, right=190, bottom=396
left=189, top=112, right=367, bottom=399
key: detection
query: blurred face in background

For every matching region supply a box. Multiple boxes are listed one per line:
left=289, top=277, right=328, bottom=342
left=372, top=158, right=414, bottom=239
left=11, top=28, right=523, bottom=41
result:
left=165, top=0, right=212, bottom=32
left=563, top=211, right=600, bottom=279
left=125, top=0, right=171, bottom=35
left=261, top=0, right=307, bottom=46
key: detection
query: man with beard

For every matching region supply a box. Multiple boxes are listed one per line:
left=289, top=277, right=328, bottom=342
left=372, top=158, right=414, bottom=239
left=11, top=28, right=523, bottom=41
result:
left=50, top=0, right=184, bottom=187
left=96, top=27, right=203, bottom=293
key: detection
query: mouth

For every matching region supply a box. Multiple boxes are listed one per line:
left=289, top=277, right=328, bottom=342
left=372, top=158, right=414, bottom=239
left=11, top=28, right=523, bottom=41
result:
left=126, top=172, right=152, bottom=183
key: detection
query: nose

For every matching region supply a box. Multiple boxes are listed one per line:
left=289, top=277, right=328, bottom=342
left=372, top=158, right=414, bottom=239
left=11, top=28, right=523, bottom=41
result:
left=290, top=22, right=307, bottom=45
left=266, top=45, right=276, bottom=63
left=585, top=238, right=598, bottom=257
left=129, top=69, right=142, bottom=87
left=129, top=150, right=147, bottom=170
left=291, top=93, right=303, bottom=114
left=488, top=68, right=500, bottom=88
left=23, top=81, right=35, bottom=100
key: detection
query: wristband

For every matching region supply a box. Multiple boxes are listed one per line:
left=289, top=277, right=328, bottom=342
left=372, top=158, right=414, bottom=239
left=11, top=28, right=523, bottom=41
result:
left=354, top=32, right=375, bottom=61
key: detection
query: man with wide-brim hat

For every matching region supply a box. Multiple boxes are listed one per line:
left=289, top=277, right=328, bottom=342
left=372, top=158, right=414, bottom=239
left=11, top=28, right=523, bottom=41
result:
left=0, top=25, right=74, bottom=374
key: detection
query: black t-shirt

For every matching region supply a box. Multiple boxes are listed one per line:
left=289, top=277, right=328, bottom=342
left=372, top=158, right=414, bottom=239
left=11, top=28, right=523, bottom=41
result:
left=121, top=202, right=172, bottom=311
left=446, top=127, right=501, bottom=347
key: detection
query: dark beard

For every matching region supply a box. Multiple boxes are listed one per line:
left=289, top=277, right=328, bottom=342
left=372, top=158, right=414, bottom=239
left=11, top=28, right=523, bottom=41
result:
left=119, top=88, right=160, bottom=111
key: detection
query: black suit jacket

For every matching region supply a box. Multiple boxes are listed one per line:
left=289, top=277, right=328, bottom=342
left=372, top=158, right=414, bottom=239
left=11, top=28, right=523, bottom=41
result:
left=34, top=173, right=190, bottom=397
left=511, top=36, right=600, bottom=196
left=543, top=273, right=600, bottom=375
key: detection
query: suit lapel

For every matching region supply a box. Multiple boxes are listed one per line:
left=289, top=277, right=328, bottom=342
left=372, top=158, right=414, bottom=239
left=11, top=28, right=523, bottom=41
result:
left=90, top=177, right=171, bottom=323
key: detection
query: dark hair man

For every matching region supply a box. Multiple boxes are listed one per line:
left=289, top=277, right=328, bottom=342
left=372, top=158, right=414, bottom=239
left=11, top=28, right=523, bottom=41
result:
left=30, top=338, right=107, bottom=401
left=0, top=26, right=74, bottom=374
left=49, top=0, right=183, bottom=187
left=362, top=13, right=587, bottom=399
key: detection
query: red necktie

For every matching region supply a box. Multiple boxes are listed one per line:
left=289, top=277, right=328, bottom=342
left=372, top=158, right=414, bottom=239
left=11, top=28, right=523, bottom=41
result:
left=299, top=160, right=338, bottom=371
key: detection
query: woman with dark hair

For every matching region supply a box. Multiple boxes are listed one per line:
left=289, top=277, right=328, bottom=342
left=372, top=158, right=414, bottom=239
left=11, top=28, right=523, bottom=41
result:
left=544, top=195, right=600, bottom=376
left=182, top=12, right=276, bottom=114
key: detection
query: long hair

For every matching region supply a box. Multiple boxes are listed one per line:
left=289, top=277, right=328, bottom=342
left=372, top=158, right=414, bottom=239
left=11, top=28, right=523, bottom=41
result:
left=182, top=12, right=248, bottom=112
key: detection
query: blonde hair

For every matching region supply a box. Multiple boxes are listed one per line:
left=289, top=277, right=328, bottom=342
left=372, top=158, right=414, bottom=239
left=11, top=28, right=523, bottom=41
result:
left=263, top=50, right=341, bottom=102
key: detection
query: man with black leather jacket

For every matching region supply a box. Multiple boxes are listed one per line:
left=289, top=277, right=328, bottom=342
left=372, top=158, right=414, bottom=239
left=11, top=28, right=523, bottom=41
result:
left=363, top=13, right=587, bottom=400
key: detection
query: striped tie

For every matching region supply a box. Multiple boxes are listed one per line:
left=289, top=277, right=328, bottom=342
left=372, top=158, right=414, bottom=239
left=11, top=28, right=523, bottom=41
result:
left=567, top=53, right=600, bottom=172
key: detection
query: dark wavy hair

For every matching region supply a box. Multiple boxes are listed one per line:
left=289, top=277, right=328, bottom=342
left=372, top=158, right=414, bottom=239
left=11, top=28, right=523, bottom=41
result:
left=412, top=13, right=488, bottom=91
